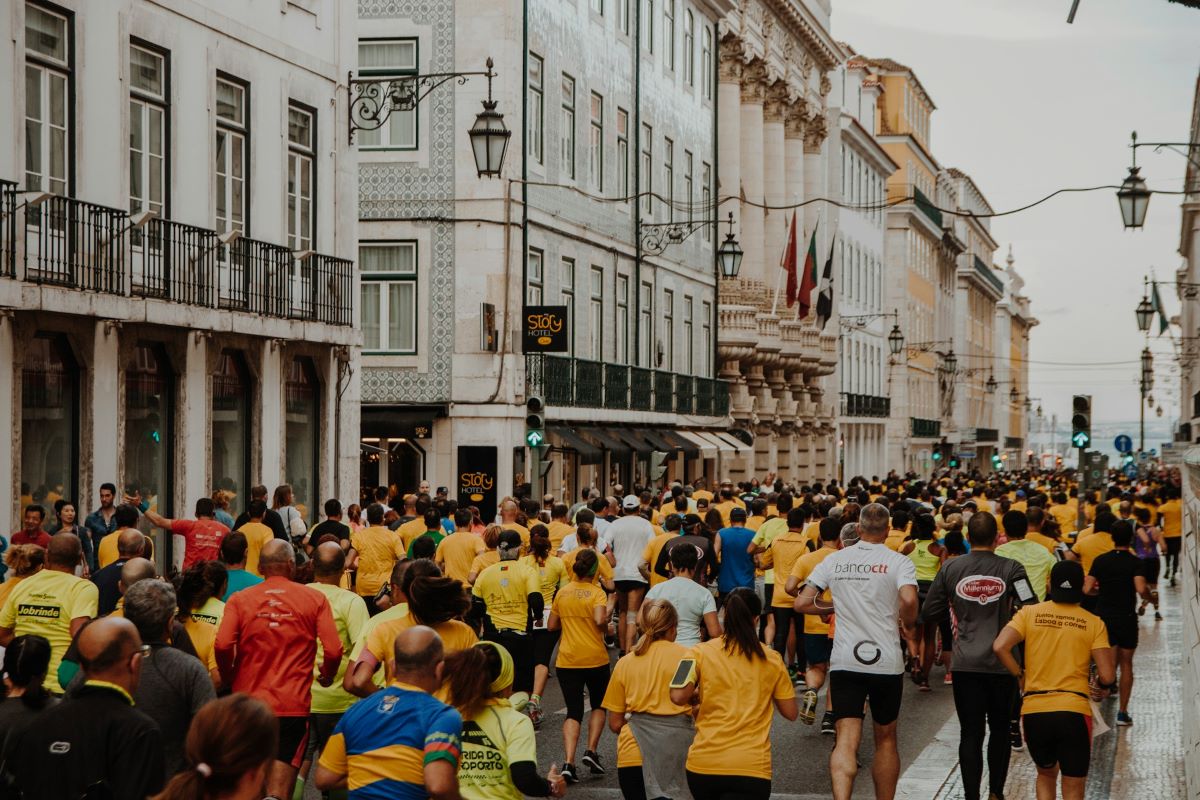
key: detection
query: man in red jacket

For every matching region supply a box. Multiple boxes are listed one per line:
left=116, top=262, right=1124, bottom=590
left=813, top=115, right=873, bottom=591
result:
left=215, top=539, right=342, bottom=800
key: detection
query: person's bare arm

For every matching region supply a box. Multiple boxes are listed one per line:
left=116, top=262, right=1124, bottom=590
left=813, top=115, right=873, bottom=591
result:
left=784, top=574, right=802, bottom=597
left=1083, top=575, right=1100, bottom=596
left=702, top=610, right=721, bottom=639
left=423, top=760, right=463, bottom=800
left=898, top=584, right=919, bottom=653
left=547, top=612, right=561, bottom=633
left=607, top=709, right=626, bottom=734
left=775, top=696, right=799, bottom=721
left=1093, top=645, right=1117, bottom=688
left=69, top=616, right=91, bottom=638
left=343, top=653, right=381, bottom=698
left=794, top=584, right=825, bottom=616
left=0, top=627, right=13, bottom=647
left=142, top=508, right=174, bottom=529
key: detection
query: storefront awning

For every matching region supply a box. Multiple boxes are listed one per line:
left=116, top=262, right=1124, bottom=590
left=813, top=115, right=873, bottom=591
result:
left=580, top=427, right=632, bottom=459
left=656, top=429, right=699, bottom=458
left=549, top=426, right=603, bottom=465
left=610, top=427, right=656, bottom=458
left=692, top=430, right=735, bottom=455
left=360, top=405, right=443, bottom=439
left=713, top=430, right=753, bottom=456
left=678, top=430, right=717, bottom=459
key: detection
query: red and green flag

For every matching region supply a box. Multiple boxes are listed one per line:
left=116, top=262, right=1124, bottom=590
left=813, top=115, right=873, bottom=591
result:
left=797, top=223, right=819, bottom=317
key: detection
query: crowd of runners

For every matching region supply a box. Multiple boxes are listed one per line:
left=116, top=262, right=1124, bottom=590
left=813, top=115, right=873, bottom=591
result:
left=0, top=467, right=1182, bottom=800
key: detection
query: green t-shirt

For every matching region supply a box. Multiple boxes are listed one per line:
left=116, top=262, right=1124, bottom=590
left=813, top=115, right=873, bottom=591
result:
left=306, top=582, right=369, bottom=713
left=0, top=569, right=98, bottom=693
left=408, top=530, right=446, bottom=558
left=458, top=700, right=539, bottom=800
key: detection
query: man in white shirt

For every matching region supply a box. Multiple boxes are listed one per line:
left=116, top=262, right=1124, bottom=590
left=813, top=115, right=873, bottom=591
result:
left=796, top=503, right=919, bottom=800
left=646, top=542, right=720, bottom=646
left=608, top=495, right=657, bottom=653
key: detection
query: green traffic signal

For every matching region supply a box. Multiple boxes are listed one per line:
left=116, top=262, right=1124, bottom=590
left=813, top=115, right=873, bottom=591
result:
left=932, top=452, right=942, bottom=461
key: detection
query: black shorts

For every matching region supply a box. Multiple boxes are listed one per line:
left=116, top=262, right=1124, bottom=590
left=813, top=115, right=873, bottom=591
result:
left=1101, top=614, right=1139, bottom=649
left=305, top=712, right=343, bottom=761
left=532, top=627, right=561, bottom=667
left=277, top=716, right=311, bottom=768
left=686, top=771, right=771, bottom=800
left=804, top=633, right=833, bottom=666
left=1141, top=558, right=1161, bottom=584
left=1165, top=537, right=1181, bottom=557
left=614, top=579, right=648, bottom=594
left=1023, top=711, right=1091, bottom=778
left=557, top=664, right=610, bottom=721
left=829, top=670, right=903, bottom=725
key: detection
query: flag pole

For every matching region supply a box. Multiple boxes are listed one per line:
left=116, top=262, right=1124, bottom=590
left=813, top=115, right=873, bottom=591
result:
left=771, top=206, right=792, bottom=317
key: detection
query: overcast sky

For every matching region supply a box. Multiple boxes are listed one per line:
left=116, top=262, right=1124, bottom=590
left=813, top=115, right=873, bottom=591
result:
left=832, top=0, right=1200, bottom=426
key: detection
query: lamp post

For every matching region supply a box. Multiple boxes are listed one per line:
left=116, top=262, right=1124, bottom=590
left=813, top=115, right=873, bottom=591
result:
left=716, top=213, right=744, bottom=279
left=1140, top=346, right=1154, bottom=452
left=1118, top=130, right=1200, bottom=230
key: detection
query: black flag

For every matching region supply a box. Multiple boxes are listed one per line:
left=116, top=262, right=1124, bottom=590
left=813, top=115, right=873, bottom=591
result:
left=815, top=238, right=835, bottom=330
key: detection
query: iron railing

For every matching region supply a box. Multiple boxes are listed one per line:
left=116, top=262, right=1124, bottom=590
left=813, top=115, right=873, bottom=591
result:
left=26, top=195, right=126, bottom=293
left=973, top=255, right=1004, bottom=294
left=911, top=417, right=942, bottom=438
left=298, top=253, right=355, bottom=325
left=0, top=180, right=15, bottom=278
left=1004, top=436, right=1023, bottom=449
left=132, top=218, right=218, bottom=306
left=840, top=393, right=891, bottom=418
left=527, top=355, right=729, bottom=416
left=219, top=236, right=294, bottom=318
left=975, top=427, right=999, bottom=443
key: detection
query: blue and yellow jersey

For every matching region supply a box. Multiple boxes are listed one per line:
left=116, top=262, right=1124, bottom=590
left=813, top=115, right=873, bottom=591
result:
left=319, top=682, right=462, bottom=799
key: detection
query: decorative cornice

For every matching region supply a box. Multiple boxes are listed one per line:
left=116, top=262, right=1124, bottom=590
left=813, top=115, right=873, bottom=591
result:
left=803, top=109, right=827, bottom=152
left=740, top=57, right=769, bottom=104
left=718, top=30, right=746, bottom=83
left=763, top=80, right=792, bottom=122
left=760, top=0, right=840, bottom=70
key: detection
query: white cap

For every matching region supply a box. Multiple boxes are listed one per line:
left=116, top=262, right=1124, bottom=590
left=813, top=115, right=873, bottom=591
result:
left=622, top=494, right=640, bottom=510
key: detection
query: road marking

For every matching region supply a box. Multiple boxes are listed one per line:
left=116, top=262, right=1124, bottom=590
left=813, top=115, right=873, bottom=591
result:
left=895, top=709, right=961, bottom=800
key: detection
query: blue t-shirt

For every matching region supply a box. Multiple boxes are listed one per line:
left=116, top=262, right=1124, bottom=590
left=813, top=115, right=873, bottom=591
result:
left=716, top=526, right=757, bottom=593
left=221, top=569, right=263, bottom=602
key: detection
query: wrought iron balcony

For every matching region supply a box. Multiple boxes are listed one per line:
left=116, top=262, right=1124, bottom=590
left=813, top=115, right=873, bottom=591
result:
left=0, top=181, right=15, bottom=279
left=913, top=186, right=943, bottom=228
left=1004, top=436, right=1023, bottom=449
left=973, top=255, right=1004, bottom=294
left=911, top=417, right=942, bottom=438
left=132, top=218, right=218, bottom=306
left=527, top=355, right=729, bottom=417
left=25, top=195, right=127, bottom=293
left=839, top=392, right=891, bottom=418
left=975, top=427, right=999, bottom=443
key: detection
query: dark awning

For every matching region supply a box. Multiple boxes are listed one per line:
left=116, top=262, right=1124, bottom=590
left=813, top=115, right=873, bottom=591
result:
left=610, top=427, right=655, bottom=458
left=360, top=405, right=445, bottom=439
left=656, top=429, right=699, bottom=458
left=639, top=429, right=677, bottom=454
left=549, top=426, right=604, bottom=465
left=580, top=427, right=632, bottom=459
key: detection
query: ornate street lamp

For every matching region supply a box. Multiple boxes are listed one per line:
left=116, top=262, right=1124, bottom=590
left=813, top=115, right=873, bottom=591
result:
left=1141, top=347, right=1153, bottom=374
left=467, top=61, right=510, bottom=178
left=1009, top=386, right=1019, bottom=404
left=985, top=374, right=997, bottom=394
left=943, top=350, right=957, bottom=374
left=1135, top=293, right=1154, bottom=333
left=887, top=319, right=905, bottom=356
left=716, top=213, right=744, bottom=279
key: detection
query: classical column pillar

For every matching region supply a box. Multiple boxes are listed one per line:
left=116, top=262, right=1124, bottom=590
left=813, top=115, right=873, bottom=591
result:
left=763, top=81, right=789, bottom=283
left=739, top=58, right=768, bottom=291
left=717, top=34, right=743, bottom=235
left=802, top=108, right=828, bottom=257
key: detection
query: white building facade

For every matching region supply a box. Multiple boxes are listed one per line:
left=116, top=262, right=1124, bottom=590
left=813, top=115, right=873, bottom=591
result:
left=1177, top=74, right=1200, bottom=448
left=1, top=0, right=360, bottom=565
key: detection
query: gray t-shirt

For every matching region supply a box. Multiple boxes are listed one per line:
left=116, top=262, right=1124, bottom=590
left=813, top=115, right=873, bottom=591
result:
left=646, top=576, right=716, bottom=647
left=133, top=645, right=216, bottom=778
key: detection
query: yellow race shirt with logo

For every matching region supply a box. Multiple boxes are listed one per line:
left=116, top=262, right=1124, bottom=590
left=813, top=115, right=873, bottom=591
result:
left=750, top=517, right=789, bottom=583
left=601, top=639, right=691, bottom=768
left=0, top=569, right=98, bottom=692
left=552, top=581, right=609, bottom=669
left=183, top=595, right=225, bottom=680
left=521, top=555, right=568, bottom=607
left=458, top=700, right=538, bottom=800
left=1006, top=601, right=1109, bottom=716
left=472, top=561, right=540, bottom=631
left=307, top=582, right=370, bottom=714
left=350, top=525, right=406, bottom=597
left=640, top=533, right=675, bottom=588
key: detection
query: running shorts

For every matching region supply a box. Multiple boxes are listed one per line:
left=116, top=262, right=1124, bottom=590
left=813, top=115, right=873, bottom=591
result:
left=305, top=712, right=342, bottom=761
left=829, top=670, right=903, bottom=725
left=276, top=716, right=311, bottom=768
left=1101, top=614, right=1138, bottom=650
left=1140, top=558, right=1161, bottom=585
left=1023, top=711, right=1091, bottom=778
left=532, top=627, right=561, bottom=667
left=558, top=664, right=610, bottom=721
left=804, top=633, right=833, bottom=666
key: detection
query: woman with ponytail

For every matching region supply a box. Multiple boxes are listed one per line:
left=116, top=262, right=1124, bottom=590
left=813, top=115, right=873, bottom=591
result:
left=561, top=523, right=614, bottom=591
left=0, top=634, right=56, bottom=775
left=467, top=524, right=503, bottom=585
left=446, top=642, right=566, bottom=800
left=601, top=600, right=693, bottom=800
left=175, top=560, right=228, bottom=687
left=669, top=586, right=798, bottom=800
left=522, top=526, right=567, bottom=727
left=152, top=693, right=276, bottom=800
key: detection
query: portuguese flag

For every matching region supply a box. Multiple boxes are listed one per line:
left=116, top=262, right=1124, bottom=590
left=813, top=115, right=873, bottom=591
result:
left=798, top=223, right=819, bottom=318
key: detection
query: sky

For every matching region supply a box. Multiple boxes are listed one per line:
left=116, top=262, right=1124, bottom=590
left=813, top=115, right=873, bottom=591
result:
left=831, top=0, right=1200, bottom=429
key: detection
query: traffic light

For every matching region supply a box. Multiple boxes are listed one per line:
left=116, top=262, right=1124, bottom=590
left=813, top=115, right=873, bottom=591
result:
left=1123, top=453, right=1135, bottom=467
left=1071, top=395, right=1092, bottom=448
left=949, top=457, right=959, bottom=469
left=525, top=395, right=545, bottom=447
left=649, top=450, right=670, bottom=482
left=991, top=453, right=1002, bottom=470
left=932, top=451, right=942, bottom=462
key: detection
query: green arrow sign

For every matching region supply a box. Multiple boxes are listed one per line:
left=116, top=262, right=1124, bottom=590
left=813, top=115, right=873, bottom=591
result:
left=1071, top=432, right=1090, bottom=448
left=526, top=429, right=545, bottom=447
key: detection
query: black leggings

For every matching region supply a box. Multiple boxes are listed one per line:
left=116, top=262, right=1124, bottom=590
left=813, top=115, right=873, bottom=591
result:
left=686, top=771, right=771, bottom=800
left=952, top=672, right=1017, bottom=800
left=1165, top=537, right=1181, bottom=577
left=770, top=607, right=805, bottom=670
left=617, top=766, right=670, bottom=800
left=488, top=629, right=535, bottom=694
left=557, top=665, right=610, bottom=721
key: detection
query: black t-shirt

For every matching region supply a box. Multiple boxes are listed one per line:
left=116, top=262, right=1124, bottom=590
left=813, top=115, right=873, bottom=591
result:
left=655, top=534, right=718, bottom=585
left=1089, top=549, right=1144, bottom=617
left=309, top=519, right=351, bottom=544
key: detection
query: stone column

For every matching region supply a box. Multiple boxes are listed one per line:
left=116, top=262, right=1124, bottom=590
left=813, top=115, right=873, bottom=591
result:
left=739, top=58, right=768, bottom=290
left=260, top=343, right=283, bottom=490
left=763, top=81, right=790, bottom=282
left=803, top=109, right=828, bottom=259
left=92, top=321, right=121, bottom=494
left=717, top=34, right=744, bottom=237
left=182, top=332, right=209, bottom=516
left=0, top=315, right=13, bottom=523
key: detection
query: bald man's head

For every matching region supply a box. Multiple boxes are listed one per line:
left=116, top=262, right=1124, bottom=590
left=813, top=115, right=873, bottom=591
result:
left=312, top=541, right=346, bottom=579
left=116, top=528, right=147, bottom=559
left=259, top=539, right=295, bottom=577
left=392, top=625, right=444, bottom=676
left=119, top=557, right=157, bottom=594
left=46, top=532, right=82, bottom=570
left=77, top=617, right=143, bottom=688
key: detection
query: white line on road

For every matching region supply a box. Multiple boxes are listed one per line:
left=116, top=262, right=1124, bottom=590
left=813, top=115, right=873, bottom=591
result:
left=894, top=710, right=961, bottom=800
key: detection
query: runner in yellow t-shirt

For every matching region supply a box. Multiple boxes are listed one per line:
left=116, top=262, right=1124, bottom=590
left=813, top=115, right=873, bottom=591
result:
left=436, top=509, right=486, bottom=583
left=1158, top=489, right=1182, bottom=585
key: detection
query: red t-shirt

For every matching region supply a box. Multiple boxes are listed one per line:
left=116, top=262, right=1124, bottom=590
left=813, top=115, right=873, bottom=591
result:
left=171, top=518, right=229, bottom=569
left=213, top=576, right=343, bottom=716
left=11, top=530, right=51, bottom=549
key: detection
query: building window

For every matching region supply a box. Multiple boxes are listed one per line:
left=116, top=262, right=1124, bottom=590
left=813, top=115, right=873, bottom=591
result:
left=357, top=39, right=418, bottom=149
left=643, top=0, right=655, bottom=53
left=129, top=44, right=167, bottom=219
left=360, top=242, right=417, bottom=354
left=683, top=10, right=694, bottom=86
left=683, top=295, right=694, bottom=373
left=617, top=274, right=629, bottom=363
left=527, top=248, right=544, bottom=303
left=125, top=343, right=174, bottom=530
left=663, top=0, right=675, bottom=70
left=21, top=334, right=78, bottom=513
left=701, top=24, right=713, bottom=100
left=212, top=350, right=251, bottom=509
left=561, top=257, right=575, bottom=355
left=286, top=103, right=315, bottom=251
left=528, top=53, right=544, bottom=165
left=561, top=74, right=576, bottom=180
left=683, top=150, right=693, bottom=224
left=701, top=160, right=711, bottom=242
left=285, top=357, right=320, bottom=524
left=663, top=137, right=674, bottom=222
left=639, top=281, right=653, bottom=367
left=616, top=108, right=629, bottom=200
left=215, top=77, right=248, bottom=234
left=590, top=0, right=603, bottom=13
left=25, top=3, right=71, bottom=197
left=662, top=288, right=674, bottom=370
left=640, top=123, right=652, bottom=216
left=701, top=300, right=712, bottom=376
left=589, top=92, right=603, bottom=192
left=618, top=0, right=629, bottom=34
left=590, top=266, right=604, bottom=360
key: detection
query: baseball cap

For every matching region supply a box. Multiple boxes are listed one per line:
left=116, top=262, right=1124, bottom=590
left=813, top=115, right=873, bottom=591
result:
left=622, top=494, right=640, bottom=510
left=730, top=507, right=748, bottom=522
left=1049, top=560, right=1084, bottom=604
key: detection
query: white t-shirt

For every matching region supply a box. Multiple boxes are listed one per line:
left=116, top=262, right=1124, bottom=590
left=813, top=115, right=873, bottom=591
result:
left=607, top=515, right=656, bottom=583
left=646, top=576, right=716, bottom=647
left=806, top=541, right=918, bottom=675
left=559, top=523, right=615, bottom=555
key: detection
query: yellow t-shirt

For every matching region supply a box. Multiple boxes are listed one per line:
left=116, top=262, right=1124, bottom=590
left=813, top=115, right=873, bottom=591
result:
left=684, top=638, right=794, bottom=780
left=395, top=517, right=428, bottom=550
left=692, top=489, right=714, bottom=503
left=348, top=602, right=409, bottom=689
left=458, top=699, right=538, bottom=800
left=436, top=532, right=486, bottom=583
left=469, top=550, right=500, bottom=582
left=472, top=561, right=540, bottom=632
left=884, top=530, right=908, bottom=552
left=1159, top=500, right=1182, bottom=539
left=236, top=521, right=275, bottom=576
left=521, top=555, right=568, bottom=607
left=307, top=582, right=370, bottom=714
left=760, top=531, right=809, bottom=608
left=1026, top=531, right=1060, bottom=555
left=1072, top=533, right=1114, bottom=574
left=183, top=595, right=225, bottom=681
left=551, top=580, right=609, bottom=669
left=713, top=501, right=737, bottom=527
left=350, top=525, right=406, bottom=597
left=1006, top=601, right=1109, bottom=716
left=640, top=533, right=674, bottom=588
left=790, top=548, right=835, bottom=634
left=1048, top=505, right=1077, bottom=535
left=561, top=547, right=613, bottom=586
left=366, top=616, right=478, bottom=683
left=500, top=522, right=532, bottom=547
left=601, top=639, right=691, bottom=768
left=97, top=531, right=121, bottom=569
left=750, top=518, right=789, bottom=583
left=547, top=521, right=575, bottom=551
left=802, top=521, right=821, bottom=550
left=0, top=569, right=98, bottom=693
